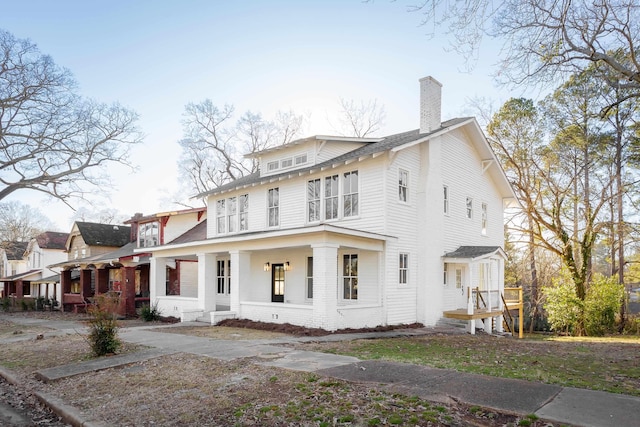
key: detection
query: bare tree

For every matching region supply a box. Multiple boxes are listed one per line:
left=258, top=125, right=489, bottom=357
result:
left=0, top=201, right=54, bottom=242
left=177, top=101, right=304, bottom=199
left=332, top=98, right=386, bottom=137
left=0, top=30, right=142, bottom=207
left=70, top=206, right=128, bottom=225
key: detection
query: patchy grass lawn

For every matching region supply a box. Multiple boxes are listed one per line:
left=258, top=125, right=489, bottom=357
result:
left=299, top=333, right=640, bottom=396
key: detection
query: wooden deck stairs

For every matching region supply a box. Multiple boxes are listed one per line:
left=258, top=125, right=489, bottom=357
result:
left=443, top=287, right=524, bottom=338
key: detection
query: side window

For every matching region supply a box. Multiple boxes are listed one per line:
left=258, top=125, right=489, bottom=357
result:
left=343, top=254, right=358, bottom=300
left=306, top=256, right=313, bottom=299
left=307, top=179, right=321, bottom=222
left=456, top=268, right=463, bottom=289
left=481, top=203, right=488, bottom=235
left=343, top=171, right=359, bottom=217
left=268, top=188, right=279, bottom=227
left=466, top=197, right=473, bottom=219
left=399, top=253, right=409, bottom=284
left=217, top=260, right=226, bottom=294
left=443, top=185, right=449, bottom=214
left=399, top=169, right=409, bottom=202
left=443, top=263, right=449, bottom=285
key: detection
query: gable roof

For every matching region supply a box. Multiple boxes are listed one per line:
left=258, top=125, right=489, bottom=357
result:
left=36, top=231, right=69, bottom=250
left=73, top=222, right=131, bottom=247
left=196, top=118, right=470, bottom=199
left=168, top=220, right=207, bottom=245
left=1, top=241, right=29, bottom=260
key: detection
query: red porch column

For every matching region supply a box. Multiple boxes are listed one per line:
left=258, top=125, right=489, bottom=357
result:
left=61, top=270, right=72, bottom=294
left=96, top=269, right=109, bottom=295
left=120, top=267, right=137, bottom=317
left=16, top=280, right=24, bottom=301
left=80, top=269, right=92, bottom=299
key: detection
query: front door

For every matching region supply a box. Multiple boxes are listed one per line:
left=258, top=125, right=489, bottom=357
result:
left=271, top=263, right=285, bottom=303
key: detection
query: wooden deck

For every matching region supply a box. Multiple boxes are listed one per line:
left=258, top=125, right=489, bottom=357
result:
left=442, top=308, right=504, bottom=320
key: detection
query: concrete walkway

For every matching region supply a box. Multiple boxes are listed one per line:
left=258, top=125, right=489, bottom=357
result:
left=2, top=315, right=639, bottom=427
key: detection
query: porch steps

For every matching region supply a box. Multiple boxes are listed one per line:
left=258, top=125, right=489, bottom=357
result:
left=194, top=310, right=237, bottom=325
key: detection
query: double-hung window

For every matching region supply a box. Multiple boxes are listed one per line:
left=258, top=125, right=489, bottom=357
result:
left=227, top=197, right=237, bottom=233
left=481, top=203, right=488, bottom=235
left=466, top=197, right=473, bottom=219
left=268, top=188, right=279, bottom=227
left=343, top=254, right=358, bottom=300
left=307, top=179, right=321, bottom=222
left=216, top=260, right=226, bottom=294
left=443, top=186, right=449, bottom=214
left=399, top=170, right=408, bottom=202
left=306, top=256, right=313, bottom=299
left=239, top=194, right=249, bottom=231
left=343, top=171, right=358, bottom=217
left=399, top=253, right=408, bottom=284
left=324, top=175, right=339, bottom=220
left=216, top=200, right=226, bottom=234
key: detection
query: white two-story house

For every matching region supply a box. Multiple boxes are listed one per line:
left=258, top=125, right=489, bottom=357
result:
left=143, top=76, right=516, bottom=331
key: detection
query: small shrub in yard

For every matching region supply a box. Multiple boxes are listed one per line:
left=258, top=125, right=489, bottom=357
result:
left=140, top=301, right=162, bottom=322
left=87, top=293, right=121, bottom=356
left=1, top=297, right=10, bottom=311
left=20, top=299, right=29, bottom=311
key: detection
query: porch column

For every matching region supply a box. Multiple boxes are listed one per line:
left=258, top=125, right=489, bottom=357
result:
left=121, top=267, right=136, bottom=317
left=150, top=257, right=167, bottom=301
left=80, top=269, right=92, bottom=298
left=311, top=243, right=339, bottom=331
left=96, top=268, right=109, bottom=294
left=16, top=280, right=24, bottom=300
left=62, top=270, right=72, bottom=294
left=197, top=253, right=216, bottom=312
left=229, top=251, right=250, bottom=313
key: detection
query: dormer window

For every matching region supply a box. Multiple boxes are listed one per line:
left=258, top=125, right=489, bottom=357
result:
left=267, top=161, right=279, bottom=172
left=280, top=158, right=293, bottom=168
left=139, top=221, right=160, bottom=247
left=295, top=154, right=307, bottom=165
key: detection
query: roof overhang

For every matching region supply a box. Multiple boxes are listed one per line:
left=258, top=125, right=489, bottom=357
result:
left=442, top=246, right=507, bottom=262
left=245, top=135, right=383, bottom=159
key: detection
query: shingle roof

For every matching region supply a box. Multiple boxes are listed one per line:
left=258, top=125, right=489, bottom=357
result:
left=36, top=231, right=69, bottom=250
left=75, top=222, right=131, bottom=247
left=443, top=246, right=503, bottom=259
left=168, top=220, right=207, bottom=245
left=1, top=241, right=29, bottom=260
left=196, top=118, right=470, bottom=198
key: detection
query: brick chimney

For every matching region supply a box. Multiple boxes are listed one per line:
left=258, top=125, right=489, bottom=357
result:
left=419, top=76, right=442, bottom=134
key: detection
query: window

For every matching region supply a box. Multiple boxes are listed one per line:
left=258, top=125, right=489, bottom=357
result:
left=268, top=188, right=279, bottom=227
left=306, top=256, right=313, bottom=299
left=324, top=175, right=339, bottom=220
left=216, top=200, right=226, bottom=234
left=295, top=154, right=308, bottom=165
left=456, top=268, right=463, bottom=289
left=399, top=169, right=408, bottom=202
left=443, top=263, right=449, bottom=285
left=217, top=260, right=227, bottom=294
left=307, top=179, right=321, bottom=222
left=466, top=197, right=473, bottom=219
left=343, top=254, right=358, bottom=299
left=227, top=197, right=237, bottom=233
left=239, top=194, right=249, bottom=231
left=481, top=203, right=488, bottom=235
left=399, top=253, right=408, bottom=284
left=443, top=186, right=449, bottom=214
left=267, top=161, right=279, bottom=171
left=343, top=171, right=358, bottom=217
left=138, top=221, right=160, bottom=247
left=280, top=157, right=293, bottom=168
left=109, top=269, right=121, bottom=292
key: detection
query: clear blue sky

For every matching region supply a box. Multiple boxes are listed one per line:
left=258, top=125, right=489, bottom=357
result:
left=2, top=0, right=524, bottom=230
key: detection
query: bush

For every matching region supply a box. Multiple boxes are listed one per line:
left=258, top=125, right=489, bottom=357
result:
left=543, top=272, right=623, bottom=336
left=0, top=298, right=10, bottom=312
left=20, top=299, right=29, bottom=311
left=622, top=314, right=640, bottom=335
left=87, top=293, right=121, bottom=356
left=140, top=301, right=161, bottom=322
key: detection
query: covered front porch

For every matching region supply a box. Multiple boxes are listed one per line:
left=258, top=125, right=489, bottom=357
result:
left=147, top=225, right=392, bottom=331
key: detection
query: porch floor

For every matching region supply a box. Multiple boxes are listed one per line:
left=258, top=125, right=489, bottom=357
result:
left=442, top=308, right=504, bottom=321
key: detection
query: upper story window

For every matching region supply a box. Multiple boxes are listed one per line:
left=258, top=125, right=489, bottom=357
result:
left=280, top=158, right=293, bottom=168
left=268, top=188, right=279, bottom=227
left=239, top=194, right=249, bottom=231
left=324, top=175, right=339, bottom=220
left=216, top=199, right=226, bottom=234
left=481, top=203, right=488, bottom=235
left=343, top=171, right=358, bottom=217
left=295, top=154, right=308, bottom=165
left=307, top=179, right=321, bottom=222
left=399, top=169, right=408, bottom=202
left=217, top=195, right=249, bottom=235
left=443, top=186, right=449, bottom=214
left=466, top=197, right=473, bottom=219
left=227, top=197, right=237, bottom=233
left=139, top=221, right=160, bottom=247
left=267, top=161, right=279, bottom=172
